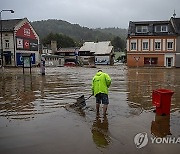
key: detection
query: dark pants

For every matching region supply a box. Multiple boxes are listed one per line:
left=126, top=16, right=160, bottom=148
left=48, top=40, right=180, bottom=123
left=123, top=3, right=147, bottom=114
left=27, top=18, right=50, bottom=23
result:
left=95, top=93, right=109, bottom=105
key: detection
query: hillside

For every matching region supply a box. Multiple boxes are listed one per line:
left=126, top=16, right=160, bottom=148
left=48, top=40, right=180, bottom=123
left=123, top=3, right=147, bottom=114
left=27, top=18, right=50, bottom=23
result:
left=31, top=19, right=127, bottom=42
left=96, top=27, right=128, bottom=40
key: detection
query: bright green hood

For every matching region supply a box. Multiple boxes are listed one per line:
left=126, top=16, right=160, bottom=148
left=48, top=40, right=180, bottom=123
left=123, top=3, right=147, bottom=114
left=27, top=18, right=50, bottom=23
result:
left=96, top=71, right=103, bottom=76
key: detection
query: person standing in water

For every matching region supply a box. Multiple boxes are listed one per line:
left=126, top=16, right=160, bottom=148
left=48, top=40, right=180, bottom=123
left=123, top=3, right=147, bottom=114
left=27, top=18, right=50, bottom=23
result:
left=92, top=70, right=111, bottom=116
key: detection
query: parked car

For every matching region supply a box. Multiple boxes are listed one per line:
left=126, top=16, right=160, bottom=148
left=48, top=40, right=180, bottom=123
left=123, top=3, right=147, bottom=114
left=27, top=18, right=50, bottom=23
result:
left=64, top=62, right=76, bottom=67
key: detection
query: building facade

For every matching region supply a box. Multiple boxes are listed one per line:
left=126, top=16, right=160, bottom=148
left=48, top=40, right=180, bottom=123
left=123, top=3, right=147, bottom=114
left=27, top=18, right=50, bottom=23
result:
left=127, top=17, right=180, bottom=68
left=0, top=18, right=39, bottom=67
left=79, top=41, right=114, bottom=65
left=55, top=47, right=79, bottom=64
left=171, top=18, right=180, bottom=67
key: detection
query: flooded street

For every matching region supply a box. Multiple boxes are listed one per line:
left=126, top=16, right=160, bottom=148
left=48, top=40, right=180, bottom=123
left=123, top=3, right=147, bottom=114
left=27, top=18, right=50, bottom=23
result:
left=0, top=66, right=180, bottom=154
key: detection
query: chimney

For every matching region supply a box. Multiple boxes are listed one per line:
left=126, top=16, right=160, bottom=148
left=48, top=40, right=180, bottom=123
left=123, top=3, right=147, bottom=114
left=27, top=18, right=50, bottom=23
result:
left=51, top=41, right=57, bottom=54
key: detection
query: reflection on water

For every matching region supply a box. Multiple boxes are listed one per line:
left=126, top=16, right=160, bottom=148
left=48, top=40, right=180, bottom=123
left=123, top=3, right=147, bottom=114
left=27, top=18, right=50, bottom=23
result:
left=91, top=115, right=110, bottom=148
left=151, top=114, right=171, bottom=138
left=0, top=74, right=36, bottom=120
left=126, top=68, right=180, bottom=113
left=0, top=67, right=180, bottom=153
left=0, top=67, right=180, bottom=121
left=0, top=68, right=89, bottom=120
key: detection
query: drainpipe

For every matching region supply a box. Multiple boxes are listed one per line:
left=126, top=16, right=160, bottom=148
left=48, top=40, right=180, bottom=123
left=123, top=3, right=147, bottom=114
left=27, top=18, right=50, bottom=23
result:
left=13, top=31, right=16, bottom=66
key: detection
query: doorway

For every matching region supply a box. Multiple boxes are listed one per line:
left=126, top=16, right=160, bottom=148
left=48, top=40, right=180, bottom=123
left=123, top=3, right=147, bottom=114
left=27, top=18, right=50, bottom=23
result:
left=166, top=57, right=172, bottom=67
left=4, top=51, right=12, bottom=65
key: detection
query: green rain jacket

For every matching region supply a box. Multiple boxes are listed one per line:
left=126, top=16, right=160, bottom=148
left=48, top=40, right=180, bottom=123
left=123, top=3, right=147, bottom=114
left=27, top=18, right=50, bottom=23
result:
left=92, top=71, right=111, bottom=96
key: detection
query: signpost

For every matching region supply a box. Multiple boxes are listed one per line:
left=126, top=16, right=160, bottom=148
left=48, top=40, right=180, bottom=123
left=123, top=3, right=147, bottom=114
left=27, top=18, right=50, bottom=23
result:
left=22, top=53, right=32, bottom=74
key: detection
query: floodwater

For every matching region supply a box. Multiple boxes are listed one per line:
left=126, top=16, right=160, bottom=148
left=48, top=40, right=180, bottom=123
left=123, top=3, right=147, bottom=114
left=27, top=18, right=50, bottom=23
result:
left=0, top=66, right=180, bottom=154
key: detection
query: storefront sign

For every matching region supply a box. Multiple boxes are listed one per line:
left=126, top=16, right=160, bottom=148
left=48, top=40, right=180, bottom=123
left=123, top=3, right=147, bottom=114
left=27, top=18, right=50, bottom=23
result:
left=16, top=53, right=35, bottom=66
left=16, top=37, right=38, bottom=51
left=16, top=22, right=38, bottom=51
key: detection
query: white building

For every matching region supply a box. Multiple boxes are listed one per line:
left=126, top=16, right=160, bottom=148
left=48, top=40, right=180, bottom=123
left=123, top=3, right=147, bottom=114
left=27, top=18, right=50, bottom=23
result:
left=79, top=41, right=114, bottom=65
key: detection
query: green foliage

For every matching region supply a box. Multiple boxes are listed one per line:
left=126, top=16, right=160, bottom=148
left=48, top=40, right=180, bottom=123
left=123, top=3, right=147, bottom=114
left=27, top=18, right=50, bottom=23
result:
left=111, top=36, right=126, bottom=52
left=42, top=33, right=76, bottom=48
left=96, top=27, right=127, bottom=40
left=31, top=19, right=127, bottom=41
left=31, top=19, right=127, bottom=50
left=32, top=19, right=111, bottom=41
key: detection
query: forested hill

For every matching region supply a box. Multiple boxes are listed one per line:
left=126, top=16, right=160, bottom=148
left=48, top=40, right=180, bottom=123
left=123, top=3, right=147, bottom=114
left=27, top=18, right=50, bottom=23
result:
left=96, top=28, right=128, bottom=40
left=31, top=19, right=127, bottom=42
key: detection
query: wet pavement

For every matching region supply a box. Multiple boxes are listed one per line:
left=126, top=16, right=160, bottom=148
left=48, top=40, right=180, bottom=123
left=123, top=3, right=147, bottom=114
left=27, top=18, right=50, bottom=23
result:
left=0, top=66, right=180, bottom=154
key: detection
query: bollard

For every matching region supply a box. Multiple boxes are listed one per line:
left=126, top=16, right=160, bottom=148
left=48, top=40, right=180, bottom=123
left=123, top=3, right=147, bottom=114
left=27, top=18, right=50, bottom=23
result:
left=152, top=89, right=174, bottom=116
left=151, top=114, right=171, bottom=137
left=40, top=57, right=45, bottom=75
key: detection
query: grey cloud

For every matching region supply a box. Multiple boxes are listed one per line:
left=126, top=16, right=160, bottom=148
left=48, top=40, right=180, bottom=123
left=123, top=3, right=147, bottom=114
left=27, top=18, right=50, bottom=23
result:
left=0, top=0, right=180, bottom=28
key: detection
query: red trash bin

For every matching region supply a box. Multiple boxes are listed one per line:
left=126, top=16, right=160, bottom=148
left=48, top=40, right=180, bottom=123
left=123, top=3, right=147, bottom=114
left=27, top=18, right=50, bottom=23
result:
left=152, top=89, right=174, bottom=115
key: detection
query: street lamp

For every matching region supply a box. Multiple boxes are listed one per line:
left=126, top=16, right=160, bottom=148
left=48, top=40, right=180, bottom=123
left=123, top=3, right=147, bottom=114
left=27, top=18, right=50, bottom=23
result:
left=0, top=9, right=14, bottom=69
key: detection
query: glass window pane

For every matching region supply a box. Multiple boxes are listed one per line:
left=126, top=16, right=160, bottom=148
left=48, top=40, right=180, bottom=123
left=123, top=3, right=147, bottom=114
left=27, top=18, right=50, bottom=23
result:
left=142, top=26, right=148, bottom=33
left=162, top=25, right=167, bottom=32
left=136, top=26, right=142, bottom=33
left=167, top=42, right=173, bottom=49
left=131, top=42, right=136, bottom=50
left=143, top=42, right=148, bottom=50
left=155, top=42, right=161, bottom=50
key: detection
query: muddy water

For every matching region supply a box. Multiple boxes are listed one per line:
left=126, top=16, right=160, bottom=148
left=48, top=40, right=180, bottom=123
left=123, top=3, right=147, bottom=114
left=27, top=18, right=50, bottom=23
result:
left=0, top=66, right=180, bottom=154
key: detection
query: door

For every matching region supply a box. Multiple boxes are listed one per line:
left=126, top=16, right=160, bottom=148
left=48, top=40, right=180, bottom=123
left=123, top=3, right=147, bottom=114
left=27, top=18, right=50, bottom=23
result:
left=166, top=57, right=172, bottom=67
left=4, top=51, right=12, bottom=65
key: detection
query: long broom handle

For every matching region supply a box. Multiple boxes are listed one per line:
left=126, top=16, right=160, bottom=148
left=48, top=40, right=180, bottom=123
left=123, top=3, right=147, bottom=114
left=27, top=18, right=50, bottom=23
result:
left=85, top=94, right=93, bottom=100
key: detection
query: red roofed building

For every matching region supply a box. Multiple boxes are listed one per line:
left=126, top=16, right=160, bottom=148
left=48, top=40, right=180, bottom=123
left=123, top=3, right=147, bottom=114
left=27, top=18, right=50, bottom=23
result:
left=0, top=18, right=39, bottom=67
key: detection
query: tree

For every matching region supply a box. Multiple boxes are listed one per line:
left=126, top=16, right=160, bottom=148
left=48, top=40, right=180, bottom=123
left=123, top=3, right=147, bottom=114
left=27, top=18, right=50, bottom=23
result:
left=111, top=36, right=126, bottom=52
left=42, top=33, right=76, bottom=48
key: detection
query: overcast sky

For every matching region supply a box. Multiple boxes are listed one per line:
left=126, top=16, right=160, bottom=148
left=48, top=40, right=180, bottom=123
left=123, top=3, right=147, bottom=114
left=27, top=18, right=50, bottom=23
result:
left=1, top=0, right=180, bottom=29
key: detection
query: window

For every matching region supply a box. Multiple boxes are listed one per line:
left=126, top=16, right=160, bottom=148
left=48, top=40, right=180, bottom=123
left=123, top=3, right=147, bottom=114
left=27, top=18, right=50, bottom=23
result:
left=155, top=26, right=161, bottom=32
left=144, top=57, right=158, bottom=65
left=143, top=42, right=149, bottom=50
left=5, top=40, right=10, bottom=49
left=161, top=25, right=168, bottom=32
left=155, top=25, right=168, bottom=32
left=155, top=42, right=161, bottom=50
left=136, top=26, right=148, bottom=33
left=131, top=42, right=136, bottom=50
left=167, top=42, right=173, bottom=50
